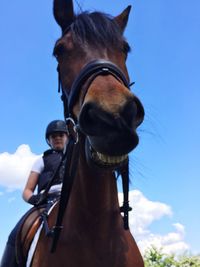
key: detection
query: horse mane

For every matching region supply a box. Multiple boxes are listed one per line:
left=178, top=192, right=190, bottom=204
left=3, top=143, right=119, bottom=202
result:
left=70, top=11, right=131, bottom=52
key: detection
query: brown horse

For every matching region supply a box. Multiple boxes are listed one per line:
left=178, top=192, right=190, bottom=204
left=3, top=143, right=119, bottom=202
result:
left=31, top=0, right=145, bottom=266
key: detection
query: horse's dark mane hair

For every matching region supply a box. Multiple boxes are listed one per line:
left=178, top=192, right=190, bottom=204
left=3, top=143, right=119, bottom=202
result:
left=71, top=11, right=131, bottom=52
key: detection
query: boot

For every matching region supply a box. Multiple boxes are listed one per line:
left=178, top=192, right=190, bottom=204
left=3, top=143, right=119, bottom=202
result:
left=0, top=243, right=18, bottom=267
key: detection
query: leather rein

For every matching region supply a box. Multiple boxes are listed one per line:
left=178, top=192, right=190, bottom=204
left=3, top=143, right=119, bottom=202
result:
left=43, top=59, right=133, bottom=253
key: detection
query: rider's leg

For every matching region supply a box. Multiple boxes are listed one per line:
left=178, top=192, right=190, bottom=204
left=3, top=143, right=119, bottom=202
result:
left=0, top=243, right=18, bottom=267
left=0, top=218, right=22, bottom=267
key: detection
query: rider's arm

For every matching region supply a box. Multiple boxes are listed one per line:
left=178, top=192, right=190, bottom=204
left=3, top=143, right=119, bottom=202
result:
left=22, top=171, right=40, bottom=202
left=22, top=156, right=44, bottom=203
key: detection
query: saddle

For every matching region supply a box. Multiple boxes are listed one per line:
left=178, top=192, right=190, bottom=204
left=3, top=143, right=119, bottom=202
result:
left=15, top=206, right=46, bottom=267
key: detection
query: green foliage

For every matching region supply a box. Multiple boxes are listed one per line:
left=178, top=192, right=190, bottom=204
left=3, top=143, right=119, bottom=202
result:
left=144, top=246, right=200, bottom=267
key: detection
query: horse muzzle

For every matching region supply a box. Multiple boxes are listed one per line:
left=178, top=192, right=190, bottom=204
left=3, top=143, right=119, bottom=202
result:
left=79, top=95, right=144, bottom=159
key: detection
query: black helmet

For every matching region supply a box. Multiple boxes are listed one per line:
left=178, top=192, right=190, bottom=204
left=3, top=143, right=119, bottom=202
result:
left=45, top=120, right=68, bottom=143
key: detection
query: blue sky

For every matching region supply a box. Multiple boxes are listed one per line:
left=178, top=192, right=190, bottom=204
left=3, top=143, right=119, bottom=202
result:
left=0, top=0, right=200, bottom=257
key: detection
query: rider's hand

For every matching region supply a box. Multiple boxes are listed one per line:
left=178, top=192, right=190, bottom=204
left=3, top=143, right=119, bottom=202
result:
left=28, top=193, right=46, bottom=206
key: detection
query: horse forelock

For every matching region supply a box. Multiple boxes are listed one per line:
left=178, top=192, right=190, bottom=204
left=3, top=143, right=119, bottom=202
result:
left=69, top=11, right=131, bottom=52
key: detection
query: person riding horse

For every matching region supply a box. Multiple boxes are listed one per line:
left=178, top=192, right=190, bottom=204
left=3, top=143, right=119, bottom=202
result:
left=0, top=120, right=68, bottom=267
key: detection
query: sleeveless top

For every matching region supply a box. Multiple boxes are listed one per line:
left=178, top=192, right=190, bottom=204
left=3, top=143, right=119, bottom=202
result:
left=37, top=149, right=65, bottom=193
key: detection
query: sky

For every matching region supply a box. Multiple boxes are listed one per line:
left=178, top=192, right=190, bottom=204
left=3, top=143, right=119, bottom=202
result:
left=0, top=0, right=200, bottom=258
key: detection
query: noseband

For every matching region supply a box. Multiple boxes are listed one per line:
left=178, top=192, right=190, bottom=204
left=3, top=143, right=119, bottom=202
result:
left=58, top=59, right=130, bottom=121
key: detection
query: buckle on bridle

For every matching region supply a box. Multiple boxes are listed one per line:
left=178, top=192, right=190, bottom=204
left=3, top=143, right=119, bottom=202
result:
left=65, top=117, right=79, bottom=144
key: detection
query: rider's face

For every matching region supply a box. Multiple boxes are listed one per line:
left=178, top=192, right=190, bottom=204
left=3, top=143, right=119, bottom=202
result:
left=49, top=132, right=68, bottom=150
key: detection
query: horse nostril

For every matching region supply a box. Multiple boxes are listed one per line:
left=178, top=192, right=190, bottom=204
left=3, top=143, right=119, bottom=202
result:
left=134, top=97, right=145, bottom=127
left=79, top=102, right=98, bottom=135
left=121, top=97, right=144, bottom=129
left=79, top=102, right=114, bottom=135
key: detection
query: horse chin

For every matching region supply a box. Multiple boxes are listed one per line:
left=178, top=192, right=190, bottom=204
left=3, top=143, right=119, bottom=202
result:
left=85, top=138, right=128, bottom=169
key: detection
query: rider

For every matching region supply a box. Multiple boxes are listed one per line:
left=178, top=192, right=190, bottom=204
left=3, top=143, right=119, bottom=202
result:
left=0, top=120, right=68, bottom=267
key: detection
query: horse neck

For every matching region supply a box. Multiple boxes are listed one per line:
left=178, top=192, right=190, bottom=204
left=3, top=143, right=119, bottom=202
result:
left=65, top=137, right=120, bottom=226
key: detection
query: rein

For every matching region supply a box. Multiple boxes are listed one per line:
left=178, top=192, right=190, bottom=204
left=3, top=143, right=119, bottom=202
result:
left=43, top=59, right=132, bottom=253
left=50, top=129, right=79, bottom=252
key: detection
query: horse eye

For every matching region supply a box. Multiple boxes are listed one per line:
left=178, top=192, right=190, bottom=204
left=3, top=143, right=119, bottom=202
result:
left=53, top=43, right=65, bottom=58
left=122, top=42, right=131, bottom=59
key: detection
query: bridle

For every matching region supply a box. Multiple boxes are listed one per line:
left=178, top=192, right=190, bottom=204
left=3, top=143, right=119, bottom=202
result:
left=43, top=55, right=133, bottom=253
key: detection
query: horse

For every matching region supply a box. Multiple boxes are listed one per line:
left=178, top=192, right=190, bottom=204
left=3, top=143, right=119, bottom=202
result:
left=30, top=0, right=145, bottom=266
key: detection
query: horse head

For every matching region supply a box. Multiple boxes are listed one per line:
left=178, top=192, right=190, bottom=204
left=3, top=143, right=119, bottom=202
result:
left=53, top=0, right=145, bottom=169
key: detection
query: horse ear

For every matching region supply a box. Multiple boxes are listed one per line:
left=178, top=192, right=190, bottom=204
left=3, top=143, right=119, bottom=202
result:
left=53, top=0, right=75, bottom=32
left=114, top=5, right=132, bottom=32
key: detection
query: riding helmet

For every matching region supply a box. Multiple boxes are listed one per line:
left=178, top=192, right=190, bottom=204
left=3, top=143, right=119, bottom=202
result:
left=45, top=120, right=68, bottom=142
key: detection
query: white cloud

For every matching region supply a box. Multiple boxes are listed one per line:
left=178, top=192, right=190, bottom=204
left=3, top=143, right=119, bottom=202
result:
left=0, top=145, right=190, bottom=255
left=0, top=144, right=41, bottom=191
left=119, top=190, right=189, bottom=255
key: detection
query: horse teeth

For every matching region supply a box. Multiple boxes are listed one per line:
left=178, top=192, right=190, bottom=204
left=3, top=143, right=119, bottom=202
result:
left=95, top=151, right=127, bottom=165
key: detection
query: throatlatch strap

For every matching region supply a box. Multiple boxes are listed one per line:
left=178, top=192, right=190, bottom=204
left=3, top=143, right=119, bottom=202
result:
left=120, top=162, right=132, bottom=230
